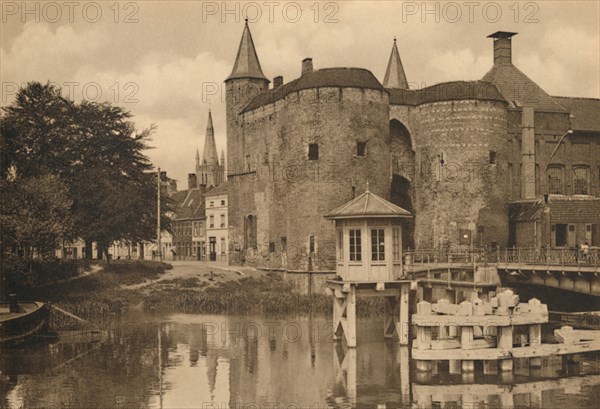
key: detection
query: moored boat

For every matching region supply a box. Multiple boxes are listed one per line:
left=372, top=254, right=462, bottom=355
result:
left=0, top=299, right=50, bottom=346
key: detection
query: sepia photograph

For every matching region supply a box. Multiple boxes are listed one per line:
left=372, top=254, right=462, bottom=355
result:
left=1, top=1, right=600, bottom=407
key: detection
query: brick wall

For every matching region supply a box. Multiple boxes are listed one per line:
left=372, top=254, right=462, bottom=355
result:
left=412, top=100, right=509, bottom=250
left=228, top=86, right=390, bottom=270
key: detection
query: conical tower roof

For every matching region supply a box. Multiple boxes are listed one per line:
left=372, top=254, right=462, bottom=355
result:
left=202, top=110, right=219, bottom=164
left=383, top=38, right=408, bottom=89
left=226, top=20, right=268, bottom=82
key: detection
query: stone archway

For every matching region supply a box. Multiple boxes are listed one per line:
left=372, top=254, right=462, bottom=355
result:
left=390, top=119, right=415, bottom=248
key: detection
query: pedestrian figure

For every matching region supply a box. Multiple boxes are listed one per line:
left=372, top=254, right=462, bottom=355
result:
left=581, top=241, right=590, bottom=262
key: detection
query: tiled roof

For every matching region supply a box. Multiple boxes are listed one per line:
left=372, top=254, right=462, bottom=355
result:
left=508, top=199, right=544, bottom=221
left=324, top=188, right=411, bottom=219
left=171, top=190, right=188, bottom=204
left=389, top=81, right=506, bottom=106
left=509, top=196, right=600, bottom=223
left=226, top=21, right=267, bottom=82
left=173, top=188, right=205, bottom=220
left=205, top=181, right=228, bottom=197
left=553, top=96, right=600, bottom=133
left=383, top=39, right=408, bottom=89
left=548, top=196, right=600, bottom=224
left=241, top=68, right=386, bottom=113
left=482, top=63, right=566, bottom=112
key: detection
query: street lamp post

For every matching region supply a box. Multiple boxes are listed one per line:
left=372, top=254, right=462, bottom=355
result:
left=157, top=167, right=162, bottom=263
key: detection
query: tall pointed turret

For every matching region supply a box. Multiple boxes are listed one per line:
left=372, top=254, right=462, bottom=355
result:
left=195, top=148, right=200, bottom=169
left=202, top=110, right=218, bottom=165
left=383, top=38, right=408, bottom=89
left=225, top=20, right=269, bottom=195
left=226, top=20, right=268, bottom=82
left=197, top=110, right=225, bottom=189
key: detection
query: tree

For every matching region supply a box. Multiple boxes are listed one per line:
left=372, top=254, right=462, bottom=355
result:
left=1, top=82, right=173, bottom=263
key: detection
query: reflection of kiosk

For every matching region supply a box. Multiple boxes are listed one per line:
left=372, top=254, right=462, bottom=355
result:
left=324, top=185, right=413, bottom=347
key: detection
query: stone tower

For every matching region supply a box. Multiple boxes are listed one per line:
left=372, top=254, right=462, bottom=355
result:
left=225, top=20, right=270, bottom=176
left=196, top=110, right=224, bottom=189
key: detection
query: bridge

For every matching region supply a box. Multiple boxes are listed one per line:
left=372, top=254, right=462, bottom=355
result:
left=404, top=248, right=600, bottom=297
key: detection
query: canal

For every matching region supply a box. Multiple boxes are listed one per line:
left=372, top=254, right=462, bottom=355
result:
left=1, top=311, right=599, bottom=408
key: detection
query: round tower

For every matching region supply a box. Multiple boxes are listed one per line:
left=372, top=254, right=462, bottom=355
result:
left=225, top=20, right=270, bottom=176
left=412, top=81, right=509, bottom=251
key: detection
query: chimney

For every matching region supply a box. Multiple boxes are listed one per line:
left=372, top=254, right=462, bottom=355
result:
left=301, top=58, right=313, bottom=75
left=188, top=173, right=197, bottom=189
left=198, top=183, right=206, bottom=195
left=273, top=76, right=283, bottom=88
left=487, top=31, right=517, bottom=65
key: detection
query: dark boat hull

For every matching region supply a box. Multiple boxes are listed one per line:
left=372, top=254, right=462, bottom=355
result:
left=0, top=302, right=50, bottom=346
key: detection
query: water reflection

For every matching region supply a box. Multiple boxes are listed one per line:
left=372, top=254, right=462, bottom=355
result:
left=0, top=313, right=599, bottom=408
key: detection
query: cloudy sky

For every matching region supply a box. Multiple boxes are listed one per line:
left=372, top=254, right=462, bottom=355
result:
left=2, top=1, right=599, bottom=185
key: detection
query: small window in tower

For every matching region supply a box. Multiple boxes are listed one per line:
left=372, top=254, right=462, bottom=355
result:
left=489, top=150, right=497, bottom=164
left=308, top=143, right=319, bottom=160
left=356, top=142, right=367, bottom=157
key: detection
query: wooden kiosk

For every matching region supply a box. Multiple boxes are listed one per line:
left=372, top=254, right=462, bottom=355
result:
left=324, top=186, right=413, bottom=347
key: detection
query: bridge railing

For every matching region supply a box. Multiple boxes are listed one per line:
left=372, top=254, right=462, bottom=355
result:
left=405, top=247, right=600, bottom=267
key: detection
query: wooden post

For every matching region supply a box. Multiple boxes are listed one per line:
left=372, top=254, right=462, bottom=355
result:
left=449, top=359, right=461, bottom=375
left=332, top=289, right=344, bottom=342
left=498, top=325, right=513, bottom=372
left=346, top=286, right=357, bottom=348
left=460, top=301, right=474, bottom=372
left=416, top=301, right=432, bottom=371
left=345, top=348, right=357, bottom=405
left=529, top=298, right=543, bottom=368
left=399, top=283, right=410, bottom=345
left=483, top=360, right=498, bottom=375
left=399, top=346, right=410, bottom=405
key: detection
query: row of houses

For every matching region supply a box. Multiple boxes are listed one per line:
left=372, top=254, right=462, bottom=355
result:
left=58, top=110, right=230, bottom=264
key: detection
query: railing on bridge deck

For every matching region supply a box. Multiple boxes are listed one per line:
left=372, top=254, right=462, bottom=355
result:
left=405, top=247, right=600, bottom=268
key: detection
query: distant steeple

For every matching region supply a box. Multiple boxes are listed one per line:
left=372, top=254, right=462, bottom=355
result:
left=226, top=20, right=268, bottom=82
left=220, top=150, right=226, bottom=182
left=195, top=148, right=200, bottom=170
left=383, top=38, right=408, bottom=89
left=202, top=110, right=218, bottom=165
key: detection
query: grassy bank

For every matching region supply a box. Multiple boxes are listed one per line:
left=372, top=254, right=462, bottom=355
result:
left=144, top=273, right=385, bottom=317
left=17, top=260, right=171, bottom=328
left=18, top=260, right=385, bottom=328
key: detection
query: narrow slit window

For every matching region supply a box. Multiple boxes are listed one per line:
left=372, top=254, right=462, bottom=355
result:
left=356, top=142, right=367, bottom=157
left=308, top=143, right=319, bottom=160
left=489, top=150, right=497, bottom=164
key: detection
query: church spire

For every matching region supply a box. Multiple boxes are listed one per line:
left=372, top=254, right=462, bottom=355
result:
left=195, top=148, right=200, bottom=170
left=383, top=38, right=408, bottom=89
left=202, top=110, right=218, bottom=165
left=226, top=20, right=268, bottom=82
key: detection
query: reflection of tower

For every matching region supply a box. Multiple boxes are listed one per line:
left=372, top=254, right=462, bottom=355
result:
left=206, top=351, right=219, bottom=400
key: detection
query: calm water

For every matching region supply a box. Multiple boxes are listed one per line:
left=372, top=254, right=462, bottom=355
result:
left=1, top=312, right=599, bottom=408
